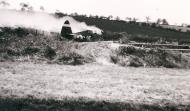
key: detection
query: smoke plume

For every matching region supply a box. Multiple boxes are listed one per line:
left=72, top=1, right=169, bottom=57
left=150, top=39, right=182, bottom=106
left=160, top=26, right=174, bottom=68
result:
left=0, top=9, right=102, bottom=34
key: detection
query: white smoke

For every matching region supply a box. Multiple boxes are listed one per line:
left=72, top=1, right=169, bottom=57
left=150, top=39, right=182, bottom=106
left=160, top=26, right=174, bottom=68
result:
left=0, top=9, right=102, bottom=34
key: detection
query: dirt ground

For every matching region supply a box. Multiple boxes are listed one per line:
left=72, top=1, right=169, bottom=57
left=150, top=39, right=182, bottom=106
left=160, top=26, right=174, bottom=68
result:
left=0, top=62, right=190, bottom=106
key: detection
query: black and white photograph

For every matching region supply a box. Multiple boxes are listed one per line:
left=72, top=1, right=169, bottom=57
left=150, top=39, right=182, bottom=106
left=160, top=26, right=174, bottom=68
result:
left=0, top=0, right=190, bottom=111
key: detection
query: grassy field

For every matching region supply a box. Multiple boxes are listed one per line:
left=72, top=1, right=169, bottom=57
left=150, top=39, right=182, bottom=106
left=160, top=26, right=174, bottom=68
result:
left=0, top=62, right=190, bottom=110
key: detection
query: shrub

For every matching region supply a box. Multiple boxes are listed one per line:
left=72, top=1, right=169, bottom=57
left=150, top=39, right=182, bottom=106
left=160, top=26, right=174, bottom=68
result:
left=55, top=52, right=90, bottom=65
left=22, top=46, right=40, bottom=55
left=42, top=46, right=56, bottom=60
left=0, top=27, right=29, bottom=37
left=6, top=48, right=20, bottom=56
left=128, top=56, right=144, bottom=67
left=118, top=46, right=136, bottom=55
left=14, top=27, right=29, bottom=37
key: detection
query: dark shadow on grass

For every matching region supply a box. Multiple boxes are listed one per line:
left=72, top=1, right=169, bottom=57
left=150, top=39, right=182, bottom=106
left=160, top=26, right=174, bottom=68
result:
left=0, top=97, right=190, bottom=111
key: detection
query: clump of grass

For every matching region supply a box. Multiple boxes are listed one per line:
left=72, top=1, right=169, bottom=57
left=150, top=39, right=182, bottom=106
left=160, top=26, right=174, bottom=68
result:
left=54, top=51, right=93, bottom=65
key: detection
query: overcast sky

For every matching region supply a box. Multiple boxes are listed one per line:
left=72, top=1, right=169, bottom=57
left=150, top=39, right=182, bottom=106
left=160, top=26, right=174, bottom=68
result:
left=1, top=0, right=190, bottom=25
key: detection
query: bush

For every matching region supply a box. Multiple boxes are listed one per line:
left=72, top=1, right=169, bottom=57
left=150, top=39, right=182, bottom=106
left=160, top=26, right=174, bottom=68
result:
left=42, top=46, right=56, bottom=60
left=6, top=48, right=20, bottom=56
left=0, top=27, right=29, bottom=37
left=22, top=47, right=40, bottom=55
left=14, top=27, right=29, bottom=37
left=128, top=56, right=144, bottom=67
left=118, top=46, right=136, bottom=55
left=55, top=52, right=90, bottom=65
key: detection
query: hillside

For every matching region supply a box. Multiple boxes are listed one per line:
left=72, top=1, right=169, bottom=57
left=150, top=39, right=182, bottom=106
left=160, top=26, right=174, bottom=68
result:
left=69, top=15, right=190, bottom=41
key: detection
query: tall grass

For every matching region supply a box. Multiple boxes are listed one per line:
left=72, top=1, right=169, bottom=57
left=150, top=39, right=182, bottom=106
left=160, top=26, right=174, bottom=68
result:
left=0, top=97, right=189, bottom=111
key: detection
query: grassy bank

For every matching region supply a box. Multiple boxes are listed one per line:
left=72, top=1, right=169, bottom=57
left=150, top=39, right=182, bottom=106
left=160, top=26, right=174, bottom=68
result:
left=111, top=46, right=190, bottom=68
left=1, top=26, right=190, bottom=68
left=0, top=97, right=189, bottom=111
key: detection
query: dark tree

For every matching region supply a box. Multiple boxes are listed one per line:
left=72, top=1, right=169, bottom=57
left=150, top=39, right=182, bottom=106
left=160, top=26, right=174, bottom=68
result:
left=132, top=17, right=138, bottom=22
left=107, top=15, right=113, bottom=20
left=115, top=16, right=120, bottom=21
left=156, top=18, right=162, bottom=24
left=162, top=19, right=169, bottom=25
left=20, top=2, right=33, bottom=12
left=125, top=17, right=132, bottom=22
left=145, top=16, right=150, bottom=23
